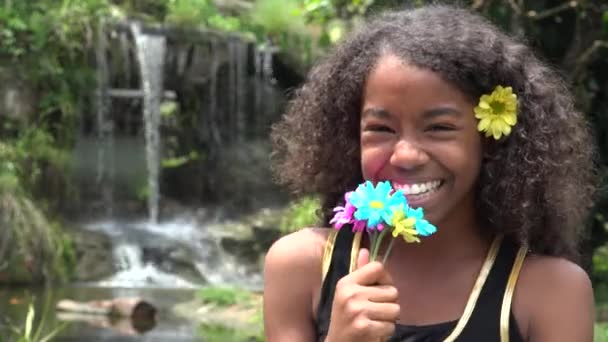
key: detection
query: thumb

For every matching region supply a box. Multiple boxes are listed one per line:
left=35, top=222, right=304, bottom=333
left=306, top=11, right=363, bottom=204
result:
left=357, top=247, right=370, bottom=269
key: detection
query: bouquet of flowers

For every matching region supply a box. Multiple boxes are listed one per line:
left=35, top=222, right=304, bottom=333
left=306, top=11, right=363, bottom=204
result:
left=330, top=181, right=437, bottom=264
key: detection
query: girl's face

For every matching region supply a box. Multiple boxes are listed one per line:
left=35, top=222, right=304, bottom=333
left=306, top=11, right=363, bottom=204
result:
left=360, top=54, right=482, bottom=228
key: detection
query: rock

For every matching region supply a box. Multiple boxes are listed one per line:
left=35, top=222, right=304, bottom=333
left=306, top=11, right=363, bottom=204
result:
left=251, top=225, right=282, bottom=252
left=70, top=230, right=116, bottom=282
left=220, top=236, right=259, bottom=261
left=141, top=244, right=208, bottom=284
left=0, top=67, right=38, bottom=122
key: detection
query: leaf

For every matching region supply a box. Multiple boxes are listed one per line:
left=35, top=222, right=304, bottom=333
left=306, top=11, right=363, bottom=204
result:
left=8, top=17, right=27, bottom=31
left=40, top=322, right=68, bottom=342
left=24, top=303, right=35, bottom=340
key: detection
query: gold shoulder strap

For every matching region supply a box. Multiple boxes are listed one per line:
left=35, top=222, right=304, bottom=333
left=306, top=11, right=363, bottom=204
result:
left=443, top=236, right=502, bottom=342
left=499, top=246, right=527, bottom=342
left=347, top=233, right=503, bottom=342
left=321, top=229, right=339, bottom=283
left=348, top=231, right=363, bottom=273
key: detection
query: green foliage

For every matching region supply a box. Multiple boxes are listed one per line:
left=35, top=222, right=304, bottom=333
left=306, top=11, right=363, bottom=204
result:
left=195, top=286, right=264, bottom=341
left=197, top=286, right=252, bottom=307
left=250, top=0, right=305, bottom=35
left=0, top=126, right=70, bottom=194
left=0, top=191, right=75, bottom=283
left=595, top=322, right=608, bottom=342
left=0, top=0, right=113, bottom=144
left=166, top=0, right=242, bottom=31
left=55, top=230, right=77, bottom=280
left=8, top=297, right=68, bottom=342
left=135, top=181, right=150, bottom=203
left=161, top=151, right=199, bottom=169
left=279, top=196, right=321, bottom=233
left=160, top=100, right=179, bottom=118
left=198, top=323, right=264, bottom=342
left=302, top=0, right=373, bottom=23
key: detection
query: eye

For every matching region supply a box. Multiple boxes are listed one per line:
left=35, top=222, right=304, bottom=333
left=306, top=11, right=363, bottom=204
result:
left=364, top=124, right=395, bottom=133
left=426, top=124, right=456, bottom=132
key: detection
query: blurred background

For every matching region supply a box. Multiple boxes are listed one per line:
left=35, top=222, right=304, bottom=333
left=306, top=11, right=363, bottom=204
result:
left=0, top=0, right=607, bottom=341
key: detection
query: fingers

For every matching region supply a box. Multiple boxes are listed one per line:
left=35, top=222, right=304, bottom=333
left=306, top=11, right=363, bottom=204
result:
left=365, top=285, right=399, bottom=303
left=358, top=319, right=396, bottom=340
left=357, top=247, right=370, bottom=269
left=350, top=261, right=394, bottom=286
left=365, top=302, right=400, bottom=322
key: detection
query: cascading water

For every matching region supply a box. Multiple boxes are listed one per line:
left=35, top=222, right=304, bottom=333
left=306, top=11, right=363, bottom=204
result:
left=235, top=39, right=247, bottom=140
left=208, top=40, right=221, bottom=145
left=131, top=22, right=165, bottom=224
left=95, top=20, right=115, bottom=219
left=76, top=23, right=282, bottom=289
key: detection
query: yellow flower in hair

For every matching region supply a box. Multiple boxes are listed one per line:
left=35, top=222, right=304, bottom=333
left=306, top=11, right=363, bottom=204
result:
left=474, top=85, right=518, bottom=140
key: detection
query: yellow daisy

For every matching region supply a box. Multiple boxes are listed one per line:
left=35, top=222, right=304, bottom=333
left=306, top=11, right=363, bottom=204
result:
left=474, top=85, right=518, bottom=140
left=390, top=205, right=421, bottom=243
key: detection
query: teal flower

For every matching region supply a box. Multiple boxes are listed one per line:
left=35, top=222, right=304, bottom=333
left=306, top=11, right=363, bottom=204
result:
left=349, top=181, right=406, bottom=229
left=406, top=207, right=437, bottom=236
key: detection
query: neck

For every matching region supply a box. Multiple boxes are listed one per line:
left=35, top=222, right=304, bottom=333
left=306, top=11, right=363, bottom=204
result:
left=385, top=205, right=490, bottom=265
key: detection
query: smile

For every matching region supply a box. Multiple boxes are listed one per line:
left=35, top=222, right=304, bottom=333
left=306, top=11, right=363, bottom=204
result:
left=392, top=180, right=443, bottom=196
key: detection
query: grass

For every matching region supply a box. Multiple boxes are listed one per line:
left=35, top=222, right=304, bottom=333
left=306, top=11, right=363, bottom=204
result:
left=197, top=286, right=253, bottom=307
left=195, top=286, right=264, bottom=341
left=595, top=322, right=608, bottom=342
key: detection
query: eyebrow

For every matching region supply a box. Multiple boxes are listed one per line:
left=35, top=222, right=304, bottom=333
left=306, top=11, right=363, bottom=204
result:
left=361, top=106, right=462, bottom=119
left=361, top=107, right=392, bottom=119
left=422, top=107, right=463, bottom=119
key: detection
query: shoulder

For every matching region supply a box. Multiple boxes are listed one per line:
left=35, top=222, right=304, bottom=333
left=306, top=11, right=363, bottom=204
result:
left=263, top=227, right=332, bottom=307
left=513, top=254, right=594, bottom=341
left=264, top=227, right=330, bottom=279
left=263, top=228, right=332, bottom=340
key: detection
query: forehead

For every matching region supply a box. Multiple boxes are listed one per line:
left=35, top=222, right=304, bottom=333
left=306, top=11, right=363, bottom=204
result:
left=362, top=54, right=473, bottom=113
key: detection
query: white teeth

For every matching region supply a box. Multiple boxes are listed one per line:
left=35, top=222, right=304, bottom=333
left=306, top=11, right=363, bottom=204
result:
left=395, top=180, right=441, bottom=195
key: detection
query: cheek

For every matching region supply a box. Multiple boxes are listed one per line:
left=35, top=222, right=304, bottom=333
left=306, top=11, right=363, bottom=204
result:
left=360, top=147, right=391, bottom=181
left=452, top=141, right=483, bottom=185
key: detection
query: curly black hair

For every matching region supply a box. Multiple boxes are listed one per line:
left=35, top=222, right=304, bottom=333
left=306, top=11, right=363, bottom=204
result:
left=271, top=4, right=597, bottom=261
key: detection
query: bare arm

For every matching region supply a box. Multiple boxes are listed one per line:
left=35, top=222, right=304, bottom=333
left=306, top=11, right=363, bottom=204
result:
left=263, top=229, right=326, bottom=342
left=520, top=256, right=594, bottom=342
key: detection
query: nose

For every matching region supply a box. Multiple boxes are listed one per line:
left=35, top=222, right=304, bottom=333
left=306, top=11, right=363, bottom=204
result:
left=389, top=139, right=430, bottom=170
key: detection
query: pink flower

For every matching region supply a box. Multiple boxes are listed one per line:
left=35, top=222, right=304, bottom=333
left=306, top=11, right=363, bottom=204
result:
left=330, top=192, right=356, bottom=229
left=352, top=219, right=366, bottom=232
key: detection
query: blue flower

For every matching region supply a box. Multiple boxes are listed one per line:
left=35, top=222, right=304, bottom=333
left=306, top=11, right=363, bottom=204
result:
left=349, top=181, right=406, bottom=229
left=406, top=207, right=437, bottom=236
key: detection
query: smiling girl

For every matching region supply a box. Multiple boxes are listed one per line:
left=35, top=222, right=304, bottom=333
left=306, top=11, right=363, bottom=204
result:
left=264, top=5, right=596, bottom=342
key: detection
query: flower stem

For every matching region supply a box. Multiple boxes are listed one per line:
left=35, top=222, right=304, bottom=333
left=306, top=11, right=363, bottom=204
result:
left=369, top=230, right=376, bottom=257
left=371, top=227, right=389, bottom=261
left=382, top=237, right=396, bottom=265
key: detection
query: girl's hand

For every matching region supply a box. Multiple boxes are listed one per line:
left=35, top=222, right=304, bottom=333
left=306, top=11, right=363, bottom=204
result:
left=326, top=248, right=400, bottom=342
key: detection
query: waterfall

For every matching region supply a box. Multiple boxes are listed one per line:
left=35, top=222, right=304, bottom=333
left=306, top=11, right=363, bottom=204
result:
left=254, top=46, right=263, bottom=122
left=208, top=40, right=221, bottom=145
left=95, top=21, right=114, bottom=218
left=119, top=31, right=132, bottom=86
left=131, top=22, right=166, bottom=223
left=235, top=40, right=247, bottom=140
left=227, top=40, right=237, bottom=142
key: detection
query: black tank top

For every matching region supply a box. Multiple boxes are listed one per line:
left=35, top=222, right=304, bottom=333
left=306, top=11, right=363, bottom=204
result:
left=314, top=228, right=527, bottom=341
